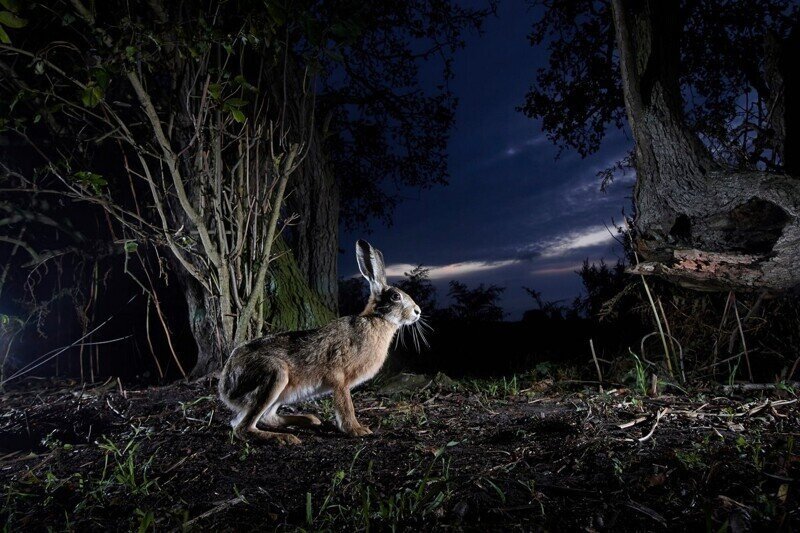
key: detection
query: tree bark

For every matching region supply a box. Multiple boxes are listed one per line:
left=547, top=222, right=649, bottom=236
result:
left=288, top=132, right=340, bottom=313
left=612, top=0, right=800, bottom=291
left=184, top=236, right=335, bottom=376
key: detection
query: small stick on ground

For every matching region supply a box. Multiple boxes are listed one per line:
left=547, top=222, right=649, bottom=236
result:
left=589, top=339, right=603, bottom=393
left=731, top=294, right=754, bottom=383
left=639, top=408, right=669, bottom=442
left=185, top=495, right=246, bottom=527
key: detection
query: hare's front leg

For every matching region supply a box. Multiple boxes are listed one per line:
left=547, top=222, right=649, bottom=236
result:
left=332, top=383, right=372, bottom=437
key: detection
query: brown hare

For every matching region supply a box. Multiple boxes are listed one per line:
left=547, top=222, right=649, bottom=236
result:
left=218, top=240, right=423, bottom=444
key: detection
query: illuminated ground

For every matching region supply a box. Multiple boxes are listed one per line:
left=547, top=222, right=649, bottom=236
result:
left=1, top=375, right=798, bottom=530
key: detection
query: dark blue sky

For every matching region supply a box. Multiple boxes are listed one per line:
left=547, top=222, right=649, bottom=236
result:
left=341, top=1, right=634, bottom=319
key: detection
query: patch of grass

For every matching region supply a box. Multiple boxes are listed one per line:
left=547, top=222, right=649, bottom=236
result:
left=2, top=430, right=160, bottom=531
left=627, top=349, right=649, bottom=396
left=179, top=395, right=215, bottom=426
left=304, top=442, right=457, bottom=530
left=98, top=435, right=158, bottom=495
left=674, top=449, right=706, bottom=471
left=467, top=374, right=525, bottom=401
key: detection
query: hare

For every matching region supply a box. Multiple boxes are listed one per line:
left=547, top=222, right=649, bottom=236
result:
left=218, top=240, right=422, bottom=444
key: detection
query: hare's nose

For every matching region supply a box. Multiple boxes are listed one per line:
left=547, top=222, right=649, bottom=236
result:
left=413, top=306, right=421, bottom=316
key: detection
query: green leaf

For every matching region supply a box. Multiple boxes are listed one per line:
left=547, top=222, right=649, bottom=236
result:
left=224, top=98, right=248, bottom=108
left=266, top=3, right=286, bottom=26
left=91, top=68, right=110, bottom=90
left=81, top=85, right=103, bottom=107
left=0, top=24, right=9, bottom=44
left=229, top=108, right=245, bottom=123
left=208, top=83, right=222, bottom=101
left=124, top=241, right=138, bottom=253
left=125, top=46, right=137, bottom=60
left=0, top=10, right=26, bottom=28
left=0, top=0, right=20, bottom=13
left=234, top=75, right=257, bottom=93
left=73, top=171, right=107, bottom=193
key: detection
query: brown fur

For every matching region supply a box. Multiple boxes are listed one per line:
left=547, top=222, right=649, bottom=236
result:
left=218, top=241, right=420, bottom=444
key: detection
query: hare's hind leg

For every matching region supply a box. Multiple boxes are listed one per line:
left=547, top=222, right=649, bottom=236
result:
left=233, top=363, right=301, bottom=445
left=273, top=413, right=322, bottom=427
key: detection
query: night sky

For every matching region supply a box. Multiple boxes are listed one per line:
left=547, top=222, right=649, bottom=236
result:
left=341, top=1, right=634, bottom=319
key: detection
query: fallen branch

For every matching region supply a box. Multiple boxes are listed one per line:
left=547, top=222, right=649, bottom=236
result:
left=722, top=382, right=799, bottom=392
left=185, top=495, right=246, bottom=527
left=638, top=408, right=669, bottom=442
left=617, top=416, right=648, bottom=429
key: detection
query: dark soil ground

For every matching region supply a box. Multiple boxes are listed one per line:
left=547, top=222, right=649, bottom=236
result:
left=1, top=373, right=798, bottom=531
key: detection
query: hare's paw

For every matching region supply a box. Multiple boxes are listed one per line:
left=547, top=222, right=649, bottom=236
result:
left=304, top=414, right=322, bottom=426
left=347, top=425, right=373, bottom=437
left=236, top=426, right=302, bottom=445
left=275, top=433, right=303, bottom=446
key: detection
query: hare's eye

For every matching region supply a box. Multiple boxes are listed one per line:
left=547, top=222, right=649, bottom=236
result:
left=390, top=292, right=402, bottom=302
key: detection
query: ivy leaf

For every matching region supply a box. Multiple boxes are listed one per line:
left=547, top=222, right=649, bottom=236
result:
left=0, top=10, right=27, bottom=28
left=81, top=85, right=103, bottom=107
left=0, top=0, right=20, bottom=13
left=125, top=46, right=137, bottom=60
left=73, top=171, right=107, bottom=193
left=0, top=24, right=9, bottom=44
left=266, top=3, right=286, bottom=25
left=91, top=67, right=110, bottom=90
left=224, top=98, right=248, bottom=108
left=234, top=75, right=257, bottom=93
left=124, top=241, right=138, bottom=253
left=229, top=108, right=245, bottom=123
left=208, top=83, right=222, bottom=101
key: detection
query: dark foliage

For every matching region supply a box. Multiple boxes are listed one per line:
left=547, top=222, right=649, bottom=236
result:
left=0, top=0, right=491, bottom=381
left=445, top=281, right=506, bottom=323
left=394, top=265, right=437, bottom=313
left=337, top=277, right=369, bottom=317
left=523, top=0, right=799, bottom=171
left=320, top=1, right=495, bottom=228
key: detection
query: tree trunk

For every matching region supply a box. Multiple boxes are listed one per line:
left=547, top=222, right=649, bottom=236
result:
left=262, top=237, right=337, bottom=331
left=612, top=0, right=800, bottom=291
left=181, top=270, right=228, bottom=377
left=289, top=132, right=340, bottom=313
left=184, top=236, right=335, bottom=376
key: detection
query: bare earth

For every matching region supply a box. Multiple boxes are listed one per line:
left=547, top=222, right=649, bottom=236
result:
left=1, top=375, right=798, bottom=531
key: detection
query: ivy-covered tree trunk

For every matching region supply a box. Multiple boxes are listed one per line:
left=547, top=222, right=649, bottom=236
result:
left=185, top=236, right=335, bottom=377
left=613, top=0, right=800, bottom=291
left=289, top=133, right=340, bottom=314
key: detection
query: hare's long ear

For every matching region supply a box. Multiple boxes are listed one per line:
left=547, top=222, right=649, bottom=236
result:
left=356, top=240, right=387, bottom=295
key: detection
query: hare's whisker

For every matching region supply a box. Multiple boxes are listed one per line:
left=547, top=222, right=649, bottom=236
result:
left=417, top=317, right=434, bottom=332
left=411, top=325, right=420, bottom=352
left=415, top=322, right=430, bottom=348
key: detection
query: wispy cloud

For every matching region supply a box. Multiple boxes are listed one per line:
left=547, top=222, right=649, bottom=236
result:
left=383, top=259, right=520, bottom=280
left=530, top=264, right=582, bottom=275
left=510, top=135, right=548, bottom=154
left=522, top=225, right=621, bottom=259
left=540, top=226, right=617, bottom=257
